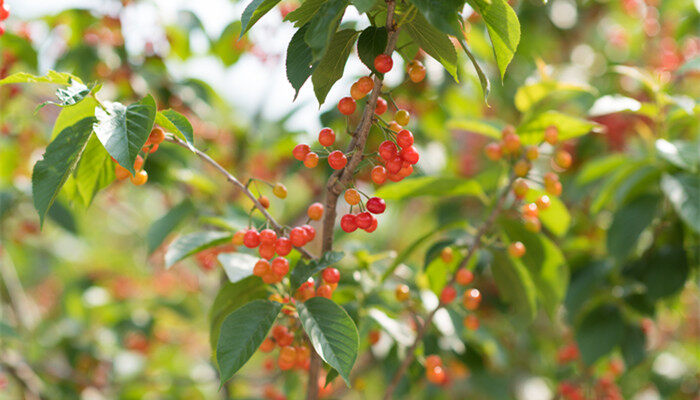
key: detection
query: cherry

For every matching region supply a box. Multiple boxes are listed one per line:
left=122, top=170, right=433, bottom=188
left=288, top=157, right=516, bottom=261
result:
left=322, top=267, right=340, bottom=284
left=272, top=325, right=289, bottom=341
left=340, top=214, right=358, bottom=232
left=243, top=229, right=260, bottom=248
left=295, top=345, right=311, bottom=368
left=0, top=5, right=9, bottom=21
left=378, top=141, right=398, bottom=160
left=260, top=337, right=275, bottom=352
left=385, top=156, right=402, bottom=174
left=513, top=179, right=529, bottom=199
left=463, top=315, right=479, bottom=330
left=408, top=63, right=426, bottom=83
left=301, top=224, right=316, bottom=241
left=440, top=247, right=454, bottom=263
left=395, top=110, right=410, bottom=126
left=289, top=227, right=306, bottom=247
left=293, top=144, right=310, bottom=161
left=399, top=146, right=419, bottom=164
left=546, top=180, right=562, bottom=196
left=503, top=133, right=521, bottom=154
left=368, top=330, right=381, bottom=345
left=338, top=97, right=356, bottom=115
left=485, top=142, right=502, bottom=161
left=375, top=97, right=388, bottom=115
left=131, top=170, right=148, bottom=185
left=395, top=284, right=410, bottom=301
left=303, top=152, right=319, bottom=168
left=271, top=257, right=290, bottom=276
left=363, top=216, right=378, bottom=232
left=328, top=150, right=347, bottom=170
left=523, top=216, right=541, bottom=233
left=317, top=284, right=333, bottom=298
left=115, top=163, right=130, bottom=180
left=148, top=127, right=165, bottom=145
left=397, top=163, right=413, bottom=178
left=318, top=128, right=335, bottom=147
left=260, top=229, right=277, bottom=244
left=508, top=241, right=526, bottom=258
left=275, top=237, right=292, bottom=256
left=253, top=259, right=270, bottom=276
left=440, top=285, right=457, bottom=304
left=456, top=268, right=474, bottom=285
left=425, top=355, right=442, bottom=370
left=374, top=54, right=393, bottom=73
left=536, top=195, right=551, bottom=210
left=273, top=182, right=287, bottom=198
left=356, top=211, right=373, bottom=229
left=526, top=145, right=539, bottom=160
left=389, top=121, right=402, bottom=132
left=350, top=81, right=365, bottom=100
left=426, top=365, right=446, bottom=385
left=387, top=172, right=403, bottom=182
left=555, top=149, right=572, bottom=169
left=278, top=346, right=296, bottom=370
left=258, top=195, right=270, bottom=209
left=344, top=189, right=360, bottom=205
left=544, top=125, right=559, bottom=145
left=543, top=172, right=559, bottom=186
left=396, top=129, right=414, bottom=148
left=501, top=125, right=516, bottom=138
left=522, top=203, right=539, bottom=218
left=277, top=331, right=294, bottom=347
left=307, top=202, right=324, bottom=220
left=371, top=165, right=387, bottom=184
left=148, top=143, right=159, bottom=153
left=463, top=288, right=481, bottom=310
left=232, top=231, right=245, bottom=245
left=259, top=243, right=276, bottom=259
left=357, top=76, right=374, bottom=93
left=366, top=197, right=386, bottom=214
left=134, top=155, right=144, bottom=171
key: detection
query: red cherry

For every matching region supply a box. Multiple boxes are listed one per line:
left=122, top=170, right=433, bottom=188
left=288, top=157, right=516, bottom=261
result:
left=385, top=156, right=402, bottom=174
left=276, top=237, right=292, bottom=256
left=366, top=197, right=386, bottom=214
left=322, top=267, right=340, bottom=284
left=317, top=284, right=333, bottom=298
left=328, top=150, right=348, bottom=170
left=301, top=224, right=316, bottom=241
left=338, top=97, right=356, bottom=115
left=396, top=129, right=414, bottom=148
left=378, top=140, right=398, bottom=160
left=440, top=285, right=457, bottom=304
left=356, top=211, right=373, bottom=229
left=243, top=229, right=260, bottom=248
left=289, top=227, right=306, bottom=247
left=318, top=128, right=335, bottom=147
left=357, top=76, right=374, bottom=93
left=363, top=216, right=378, bottom=232
left=293, top=144, right=310, bottom=161
left=371, top=165, right=387, bottom=184
left=271, top=257, right=290, bottom=276
left=259, top=229, right=277, bottom=244
left=374, top=54, right=393, bottom=73
left=340, top=214, right=358, bottom=232
left=0, top=5, right=8, bottom=20
left=259, top=243, right=276, bottom=260
left=375, top=97, right=388, bottom=115
left=399, top=146, right=419, bottom=164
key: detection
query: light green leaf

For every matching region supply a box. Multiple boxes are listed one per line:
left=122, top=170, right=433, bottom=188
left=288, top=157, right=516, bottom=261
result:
left=375, top=176, right=485, bottom=201
left=218, top=252, right=259, bottom=283
left=447, top=118, right=502, bottom=139
left=73, top=134, right=115, bottom=206
left=590, top=161, right=647, bottom=214
left=655, top=139, right=699, bottom=173
left=575, top=304, right=624, bottom=365
left=459, top=38, right=490, bottom=101
left=93, top=95, right=157, bottom=175
left=575, top=154, right=628, bottom=186
left=285, top=0, right=325, bottom=27
left=297, top=297, right=359, bottom=386
left=290, top=251, right=344, bottom=290
left=466, top=0, right=520, bottom=80
left=209, top=277, right=268, bottom=351
left=32, top=117, right=95, bottom=226
left=525, top=189, right=570, bottom=237
left=304, top=0, right=347, bottom=61
left=311, top=29, right=360, bottom=104
left=607, top=194, right=660, bottom=260
left=403, top=11, right=458, bottom=81
left=661, top=173, right=700, bottom=233
left=491, top=250, right=537, bottom=322
left=165, top=231, right=233, bottom=268
left=517, top=110, right=600, bottom=145
left=515, top=81, right=595, bottom=112
left=0, top=70, right=82, bottom=86
left=147, top=200, right=195, bottom=253
left=240, top=0, right=283, bottom=36
left=156, top=109, right=195, bottom=148
left=216, top=300, right=282, bottom=384
left=51, top=96, right=100, bottom=139
left=212, top=22, right=244, bottom=66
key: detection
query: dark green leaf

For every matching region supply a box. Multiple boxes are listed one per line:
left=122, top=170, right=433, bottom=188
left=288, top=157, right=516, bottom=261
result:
left=375, top=176, right=484, bottom=201
left=491, top=250, right=537, bottom=322
left=304, top=0, right=347, bottom=61
left=661, top=173, right=700, bottom=233
left=621, top=323, right=646, bottom=367
left=47, top=200, right=77, bottom=233
left=624, top=246, right=689, bottom=301
left=209, top=277, right=268, bottom=351
left=165, top=231, right=232, bottom=268
left=403, top=10, right=458, bottom=81
left=285, top=0, right=325, bottom=27
left=357, top=26, right=387, bottom=75
left=94, top=95, right=157, bottom=175
left=240, top=0, right=283, bottom=36
left=290, top=251, right=344, bottom=290
left=350, top=0, right=377, bottom=13
left=311, top=29, right=360, bottom=104
left=565, top=261, right=612, bottom=320
left=216, top=300, right=282, bottom=384
left=466, top=0, right=520, bottom=80
left=606, top=194, right=660, bottom=260
left=218, top=252, right=259, bottom=283
left=147, top=200, right=195, bottom=253
left=156, top=109, right=195, bottom=148
left=286, top=25, right=316, bottom=97
left=297, top=297, right=359, bottom=386
left=575, top=304, right=624, bottom=365
left=409, top=0, right=463, bottom=36
left=32, top=117, right=95, bottom=226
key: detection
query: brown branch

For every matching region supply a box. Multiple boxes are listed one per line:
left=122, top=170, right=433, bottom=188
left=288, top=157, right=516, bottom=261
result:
left=382, top=174, right=517, bottom=399
left=309, top=1, right=400, bottom=399
left=165, top=134, right=314, bottom=259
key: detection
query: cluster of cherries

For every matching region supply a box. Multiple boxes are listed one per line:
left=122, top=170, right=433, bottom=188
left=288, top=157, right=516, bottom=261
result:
left=259, top=324, right=311, bottom=371
left=113, top=126, right=165, bottom=185
left=339, top=192, right=385, bottom=233
left=556, top=342, right=625, bottom=400
left=0, top=1, right=9, bottom=36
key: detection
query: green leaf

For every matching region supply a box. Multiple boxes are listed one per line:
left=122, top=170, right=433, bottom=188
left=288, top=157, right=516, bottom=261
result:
left=350, top=0, right=377, bottom=13
left=165, top=231, right=232, bottom=268
left=374, top=176, right=485, bottom=201
left=357, top=26, right=387, bottom=75
left=575, top=304, right=624, bottom=365
left=94, top=95, right=157, bottom=175
left=286, top=25, right=316, bottom=97
left=304, top=0, right=347, bottom=61
left=606, top=194, right=660, bottom=261
left=36, top=79, right=94, bottom=111
left=458, top=38, right=490, bottom=101
left=517, top=111, right=599, bottom=145
left=575, top=154, right=628, bottom=186
left=290, top=251, right=344, bottom=290
left=47, top=200, right=77, bottom=233
left=297, top=297, right=359, bottom=386
left=216, top=300, right=282, bottom=384
left=661, top=173, right=700, bottom=233
left=311, top=29, right=360, bottom=104
left=403, top=10, right=459, bottom=81
left=409, top=0, right=464, bottom=37
left=147, top=200, right=195, bottom=253
left=590, top=161, right=647, bottom=214
left=285, top=0, right=325, bottom=27
left=212, top=22, right=245, bottom=66
left=624, top=246, right=689, bottom=301
left=466, top=0, right=520, bottom=80
left=209, top=277, right=268, bottom=351
left=51, top=96, right=99, bottom=139
left=31, top=117, right=95, bottom=226
left=423, top=238, right=457, bottom=270
left=676, top=55, right=700, bottom=75
left=499, top=218, right=568, bottom=319
left=218, top=252, right=259, bottom=283
left=655, top=139, right=699, bottom=173
left=491, top=250, right=537, bottom=322
left=447, top=118, right=502, bottom=139
left=0, top=321, right=18, bottom=338
left=240, top=0, right=283, bottom=36
left=156, top=109, right=195, bottom=148
left=621, top=323, right=646, bottom=367
left=588, top=95, right=653, bottom=117
left=0, top=70, right=82, bottom=86
left=72, top=135, right=115, bottom=207
left=515, top=81, right=595, bottom=113
left=524, top=189, right=570, bottom=237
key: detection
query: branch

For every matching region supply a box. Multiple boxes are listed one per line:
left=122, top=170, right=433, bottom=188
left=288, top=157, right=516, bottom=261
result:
left=165, top=134, right=314, bottom=259
left=382, top=173, right=517, bottom=399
